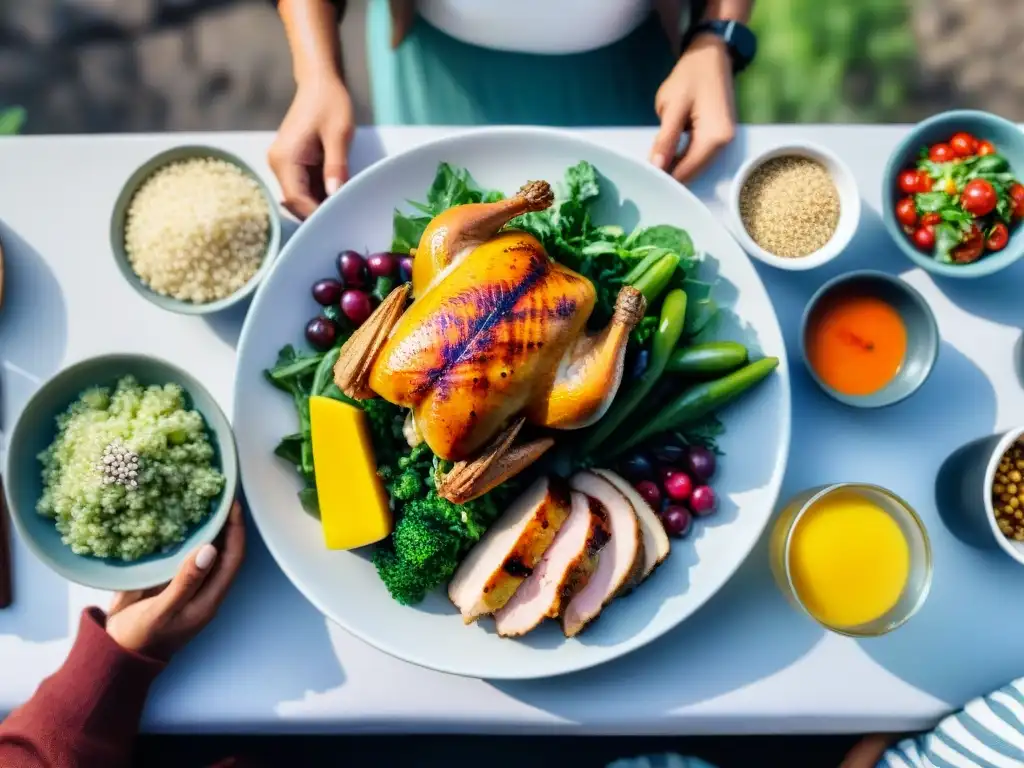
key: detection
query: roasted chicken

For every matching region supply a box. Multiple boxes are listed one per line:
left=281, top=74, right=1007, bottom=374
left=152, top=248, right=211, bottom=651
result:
left=335, top=180, right=646, bottom=503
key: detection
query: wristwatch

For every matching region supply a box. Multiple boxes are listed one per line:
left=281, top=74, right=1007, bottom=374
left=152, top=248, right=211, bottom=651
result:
left=686, top=19, right=758, bottom=74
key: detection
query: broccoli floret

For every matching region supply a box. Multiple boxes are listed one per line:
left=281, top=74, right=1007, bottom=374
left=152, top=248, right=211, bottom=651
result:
left=388, top=469, right=423, bottom=501
left=373, top=498, right=465, bottom=604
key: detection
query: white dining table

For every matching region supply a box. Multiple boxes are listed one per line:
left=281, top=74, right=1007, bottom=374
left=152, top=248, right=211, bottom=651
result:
left=2, top=125, right=1024, bottom=736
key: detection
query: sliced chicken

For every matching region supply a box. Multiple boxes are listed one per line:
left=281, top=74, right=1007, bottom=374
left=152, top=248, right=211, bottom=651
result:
left=493, top=491, right=611, bottom=638
left=448, top=475, right=571, bottom=623
left=562, top=471, right=644, bottom=637
left=594, top=469, right=670, bottom=583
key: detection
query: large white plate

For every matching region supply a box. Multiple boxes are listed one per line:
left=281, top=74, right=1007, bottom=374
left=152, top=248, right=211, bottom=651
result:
left=233, top=128, right=791, bottom=679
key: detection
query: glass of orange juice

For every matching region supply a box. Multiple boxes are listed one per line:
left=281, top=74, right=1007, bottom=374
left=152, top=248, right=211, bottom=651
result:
left=769, top=483, right=932, bottom=636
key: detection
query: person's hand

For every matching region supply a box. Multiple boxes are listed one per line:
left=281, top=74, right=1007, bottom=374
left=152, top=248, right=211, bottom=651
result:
left=650, top=35, right=737, bottom=183
left=269, top=74, right=354, bottom=220
left=106, top=501, right=246, bottom=660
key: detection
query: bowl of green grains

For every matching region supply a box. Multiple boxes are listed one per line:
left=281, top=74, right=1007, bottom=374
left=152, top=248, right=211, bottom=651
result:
left=4, top=354, right=238, bottom=590
left=729, top=143, right=861, bottom=271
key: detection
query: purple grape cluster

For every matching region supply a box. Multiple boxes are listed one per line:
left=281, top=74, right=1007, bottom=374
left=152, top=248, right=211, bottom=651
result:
left=304, top=250, right=414, bottom=350
left=620, top=444, right=718, bottom=539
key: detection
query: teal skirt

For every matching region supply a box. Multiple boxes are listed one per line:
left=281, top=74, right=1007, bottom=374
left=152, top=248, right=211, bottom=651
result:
left=367, top=1, right=676, bottom=127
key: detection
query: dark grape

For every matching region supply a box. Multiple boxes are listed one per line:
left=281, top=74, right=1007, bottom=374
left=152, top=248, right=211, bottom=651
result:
left=660, top=505, right=692, bottom=538
left=634, top=480, right=661, bottom=509
left=686, top=446, right=717, bottom=482
left=399, top=256, right=414, bottom=283
left=652, top=442, right=685, bottom=464
left=337, top=250, right=369, bottom=288
left=367, top=252, right=399, bottom=279
left=341, top=290, right=373, bottom=326
left=311, top=278, right=343, bottom=306
left=621, top=454, right=654, bottom=482
left=305, top=316, right=337, bottom=350
left=663, top=472, right=693, bottom=502
left=689, top=485, right=716, bottom=516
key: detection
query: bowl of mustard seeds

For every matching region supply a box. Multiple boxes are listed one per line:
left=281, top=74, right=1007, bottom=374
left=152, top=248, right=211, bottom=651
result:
left=729, top=143, right=861, bottom=271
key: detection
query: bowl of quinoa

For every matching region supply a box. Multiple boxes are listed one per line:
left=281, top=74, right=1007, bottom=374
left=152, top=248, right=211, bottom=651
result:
left=4, top=354, right=238, bottom=590
left=110, top=145, right=281, bottom=314
left=728, top=142, right=861, bottom=271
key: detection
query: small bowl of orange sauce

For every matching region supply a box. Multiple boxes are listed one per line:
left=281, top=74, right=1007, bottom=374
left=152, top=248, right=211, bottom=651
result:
left=800, top=270, right=939, bottom=408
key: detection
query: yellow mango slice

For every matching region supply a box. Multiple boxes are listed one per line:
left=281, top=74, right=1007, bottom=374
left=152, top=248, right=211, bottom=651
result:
left=309, top=395, right=392, bottom=550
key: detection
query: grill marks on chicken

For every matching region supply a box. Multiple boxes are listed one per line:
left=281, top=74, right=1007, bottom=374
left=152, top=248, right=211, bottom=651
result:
left=370, top=232, right=597, bottom=460
left=336, top=178, right=645, bottom=502
left=493, top=490, right=611, bottom=638
left=448, top=476, right=572, bottom=622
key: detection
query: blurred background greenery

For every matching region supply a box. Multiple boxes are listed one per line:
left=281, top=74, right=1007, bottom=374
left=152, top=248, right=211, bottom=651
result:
left=0, top=0, right=1016, bottom=133
left=740, top=0, right=916, bottom=123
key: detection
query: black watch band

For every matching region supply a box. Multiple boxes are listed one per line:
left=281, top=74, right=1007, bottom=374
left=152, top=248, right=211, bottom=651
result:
left=686, top=19, right=757, bottom=74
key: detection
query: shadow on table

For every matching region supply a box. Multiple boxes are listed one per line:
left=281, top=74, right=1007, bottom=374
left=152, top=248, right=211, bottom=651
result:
left=928, top=257, right=1024, bottom=330
left=852, top=341, right=1008, bottom=704
left=0, top=222, right=70, bottom=643
left=149, top=503, right=345, bottom=722
left=493, top=530, right=823, bottom=715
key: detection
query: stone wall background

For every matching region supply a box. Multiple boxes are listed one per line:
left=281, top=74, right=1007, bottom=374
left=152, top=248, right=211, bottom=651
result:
left=1, top=0, right=1021, bottom=135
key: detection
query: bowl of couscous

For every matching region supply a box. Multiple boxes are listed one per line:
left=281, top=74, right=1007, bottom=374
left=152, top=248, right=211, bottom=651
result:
left=728, top=142, right=861, bottom=271
left=110, top=145, right=281, bottom=315
left=4, top=354, right=238, bottom=590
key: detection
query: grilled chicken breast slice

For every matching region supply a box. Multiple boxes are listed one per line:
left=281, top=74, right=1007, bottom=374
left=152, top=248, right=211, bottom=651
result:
left=562, top=471, right=643, bottom=637
left=448, top=475, right=571, bottom=622
left=594, top=469, right=670, bottom=583
left=493, top=491, right=610, bottom=638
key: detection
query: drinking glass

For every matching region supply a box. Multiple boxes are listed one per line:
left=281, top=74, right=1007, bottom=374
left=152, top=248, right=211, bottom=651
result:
left=769, top=483, right=932, bottom=637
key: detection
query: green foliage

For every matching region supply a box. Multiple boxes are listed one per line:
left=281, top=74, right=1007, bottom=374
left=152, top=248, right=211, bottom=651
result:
left=0, top=107, right=25, bottom=136
left=738, top=0, right=916, bottom=123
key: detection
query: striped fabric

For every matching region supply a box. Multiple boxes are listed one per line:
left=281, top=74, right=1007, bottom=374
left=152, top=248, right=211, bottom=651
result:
left=880, top=678, right=1024, bottom=768
left=606, top=679, right=1024, bottom=767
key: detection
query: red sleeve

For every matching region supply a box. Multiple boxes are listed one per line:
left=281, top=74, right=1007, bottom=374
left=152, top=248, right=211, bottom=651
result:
left=0, top=607, right=165, bottom=768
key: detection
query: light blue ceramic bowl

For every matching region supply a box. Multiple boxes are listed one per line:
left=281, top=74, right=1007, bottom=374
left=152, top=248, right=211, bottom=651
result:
left=800, top=270, right=939, bottom=408
left=3, top=354, right=238, bottom=590
left=110, top=145, right=281, bottom=314
left=882, top=110, right=1024, bottom=278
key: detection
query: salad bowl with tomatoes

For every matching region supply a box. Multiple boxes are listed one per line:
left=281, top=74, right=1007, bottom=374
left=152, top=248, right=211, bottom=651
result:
left=883, top=109, right=1024, bottom=278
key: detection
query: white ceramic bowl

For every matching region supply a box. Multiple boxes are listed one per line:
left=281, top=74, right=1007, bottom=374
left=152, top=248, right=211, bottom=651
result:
left=985, top=428, right=1024, bottom=565
left=728, top=142, right=861, bottom=271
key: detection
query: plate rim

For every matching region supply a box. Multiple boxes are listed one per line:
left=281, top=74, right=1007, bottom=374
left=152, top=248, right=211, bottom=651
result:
left=234, top=125, right=792, bottom=679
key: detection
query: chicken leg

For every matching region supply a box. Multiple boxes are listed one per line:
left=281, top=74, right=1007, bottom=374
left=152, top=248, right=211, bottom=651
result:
left=526, top=286, right=646, bottom=429
left=436, top=418, right=555, bottom=504
left=334, top=284, right=411, bottom=399
left=411, top=180, right=554, bottom=297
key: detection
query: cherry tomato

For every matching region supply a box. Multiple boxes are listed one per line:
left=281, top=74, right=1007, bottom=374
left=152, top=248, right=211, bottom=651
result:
left=952, top=225, right=984, bottom=263
left=898, top=169, right=922, bottom=194
left=986, top=222, right=1010, bottom=252
left=912, top=225, right=936, bottom=250
left=895, top=197, right=918, bottom=227
left=929, top=143, right=957, bottom=163
left=1009, top=183, right=1024, bottom=218
left=921, top=212, right=942, bottom=226
left=943, top=178, right=959, bottom=195
left=918, top=173, right=933, bottom=192
left=950, top=132, right=978, bottom=158
left=977, top=140, right=996, bottom=156
left=961, top=179, right=998, bottom=216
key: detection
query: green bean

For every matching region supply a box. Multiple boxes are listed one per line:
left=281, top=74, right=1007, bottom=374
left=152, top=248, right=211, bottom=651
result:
left=666, top=342, right=749, bottom=376
left=630, top=253, right=679, bottom=304
left=580, top=289, right=687, bottom=456
left=609, top=357, right=779, bottom=457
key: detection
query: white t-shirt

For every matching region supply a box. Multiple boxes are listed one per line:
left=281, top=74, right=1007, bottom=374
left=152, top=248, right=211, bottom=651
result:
left=417, top=0, right=653, bottom=55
